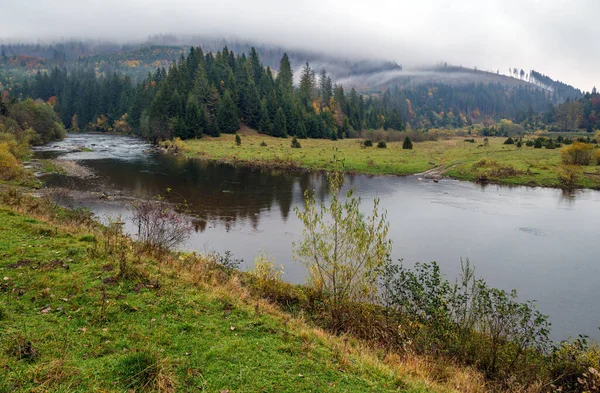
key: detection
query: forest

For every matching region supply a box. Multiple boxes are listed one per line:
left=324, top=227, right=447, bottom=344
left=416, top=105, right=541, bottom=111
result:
left=1, top=43, right=597, bottom=144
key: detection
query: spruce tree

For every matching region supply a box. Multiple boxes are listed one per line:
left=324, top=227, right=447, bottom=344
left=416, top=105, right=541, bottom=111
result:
left=216, top=90, right=239, bottom=134
left=258, top=98, right=271, bottom=135
left=276, top=53, right=294, bottom=94
left=402, top=136, right=413, bottom=149
left=272, top=107, right=287, bottom=138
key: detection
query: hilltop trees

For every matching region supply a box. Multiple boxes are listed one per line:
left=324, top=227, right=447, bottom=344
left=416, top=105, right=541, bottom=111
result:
left=15, top=44, right=580, bottom=141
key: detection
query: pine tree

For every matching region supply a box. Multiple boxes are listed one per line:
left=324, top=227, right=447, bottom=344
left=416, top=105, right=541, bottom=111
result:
left=258, top=98, right=271, bottom=135
left=276, top=53, right=294, bottom=94
left=272, top=107, right=287, bottom=138
left=402, top=136, right=413, bottom=149
left=216, top=90, right=239, bottom=134
left=299, top=62, right=315, bottom=108
left=185, top=95, right=205, bottom=139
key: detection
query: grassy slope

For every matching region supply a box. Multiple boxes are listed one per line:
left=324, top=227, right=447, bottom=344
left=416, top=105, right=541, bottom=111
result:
left=181, top=134, right=600, bottom=189
left=0, top=206, right=460, bottom=393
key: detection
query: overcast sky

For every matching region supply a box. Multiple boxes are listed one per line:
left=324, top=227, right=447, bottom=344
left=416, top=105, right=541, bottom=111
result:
left=1, top=0, right=598, bottom=90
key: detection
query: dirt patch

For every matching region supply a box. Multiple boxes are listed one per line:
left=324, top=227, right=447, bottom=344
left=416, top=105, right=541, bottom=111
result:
left=102, top=276, right=118, bottom=285
left=102, top=264, right=115, bottom=272
left=6, top=259, right=34, bottom=269
left=39, top=259, right=69, bottom=271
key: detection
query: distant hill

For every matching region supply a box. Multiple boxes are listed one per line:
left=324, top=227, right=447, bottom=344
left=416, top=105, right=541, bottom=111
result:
left=0, top=37, right=582, bottom=104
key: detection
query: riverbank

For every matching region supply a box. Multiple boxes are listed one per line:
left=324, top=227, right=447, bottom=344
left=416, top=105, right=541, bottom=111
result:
left=178, top=134, right=600, bottom=189
left=0, top=189, right=480, bottom=393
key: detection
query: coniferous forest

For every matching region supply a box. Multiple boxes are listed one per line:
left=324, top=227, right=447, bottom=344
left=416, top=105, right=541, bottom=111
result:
left=7, top=45, right=589, bottom=144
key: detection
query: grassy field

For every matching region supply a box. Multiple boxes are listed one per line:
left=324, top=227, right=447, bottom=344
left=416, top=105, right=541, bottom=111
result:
left=180, top=134, right=600, bottom=189
left=0, top=199, right=479, bottom=392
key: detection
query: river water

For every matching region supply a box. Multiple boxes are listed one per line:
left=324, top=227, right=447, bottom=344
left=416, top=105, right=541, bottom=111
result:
left=35, top=133, right=600, bottom=341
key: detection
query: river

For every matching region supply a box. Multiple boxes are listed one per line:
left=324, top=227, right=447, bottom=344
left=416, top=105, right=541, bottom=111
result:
left=35, top=133, right=600, bottom=341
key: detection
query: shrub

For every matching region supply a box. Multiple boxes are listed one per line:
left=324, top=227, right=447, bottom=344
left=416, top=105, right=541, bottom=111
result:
left=561, top=142, right=595, bottom=165
left=503, top=137, right=515, bottom=145
left=534, top=139, right=543, bottom=148
left=516, top=140, right=522, bottom=148
left=0, top=142, right=24, bottom=181
left=377, top=141, right=387, bottom=149
left=464, top=138, right=475, bottom=143
left=130, top=200, right=192, bottom=251
left=260, top=141, right=267, bottom=147
left=363, top=139, right=373, bottom=147
left=235, top=134, right=241, bottom=146
left=546, top=138, right=556, bottom=149
left=402, top=136, right=413, bottom=149
left=559, top=166, right=579, bottom=189
left=525, top=140, right=535, bottom=147
left=294, top=172, right=391, bottom=331
left=291, top=137, right=301, bottom=148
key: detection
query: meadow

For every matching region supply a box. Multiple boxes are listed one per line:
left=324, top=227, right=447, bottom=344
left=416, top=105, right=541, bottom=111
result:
left=179, top=134, right=600, bottom=189
left=0, top=192, right=472, bottom=393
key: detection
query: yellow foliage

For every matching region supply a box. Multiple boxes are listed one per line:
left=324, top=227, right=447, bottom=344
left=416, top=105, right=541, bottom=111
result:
left=561, top=142, right=596, bottom=165
left=250, top=251, right=283, bottom=283
left=113, top=114, right=131, bottom=134
left=0, top=142, right=24, bottom=181
left=124, top=60, right=141, bottom=67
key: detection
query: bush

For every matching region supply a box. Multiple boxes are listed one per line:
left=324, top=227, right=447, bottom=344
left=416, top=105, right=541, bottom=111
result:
left=377, top=141, right=387, bottom=149
left=534, top=139, right=543, bottom=148
left=525, top=140, right=535, bottom=147
left=0, top=143, right=24, bottom=181
left=503, top=137, right=515, bottom=145
left=291, top=137, right=301, bottom=148
left=294, top=172, right=391, bottom=331
left=464, top=138, right=475, bottom=143
left=260, top=141, right=267, bottom=147
left=561, top=142, right=595, bottom=165
left=363, top=139, right=373, bottom=147
left=516, top=140, right=522, bottom=148
left=235, top=134, right=241, bottom=146
left=130, top=200, right=192, bottom=251
left=402, top=136, right=413, bottom=149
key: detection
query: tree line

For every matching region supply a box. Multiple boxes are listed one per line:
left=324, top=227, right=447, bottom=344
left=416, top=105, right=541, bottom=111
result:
left=10, top=45, right=581, bottom=143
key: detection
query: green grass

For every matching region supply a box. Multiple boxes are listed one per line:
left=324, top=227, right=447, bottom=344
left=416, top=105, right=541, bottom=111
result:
left=181, top=134, right=600, bottom=189
left=0, top=206, right=441, bottom=392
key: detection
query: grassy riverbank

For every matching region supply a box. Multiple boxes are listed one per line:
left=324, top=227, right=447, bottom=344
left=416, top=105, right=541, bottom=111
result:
left=179, top=134, right=600, bottom=189
left=0, top=191, right=481, bottom=392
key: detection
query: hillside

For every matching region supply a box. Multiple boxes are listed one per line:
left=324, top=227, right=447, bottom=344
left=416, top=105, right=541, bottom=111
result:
left=0, top=190, right=476, bottom=393
left=0, top=37, right=581, bottom=103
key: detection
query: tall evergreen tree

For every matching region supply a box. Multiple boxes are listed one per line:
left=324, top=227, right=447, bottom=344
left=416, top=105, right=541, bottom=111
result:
left=272, top=107, right=287, bottom=138
left=216, top=90, right=239, bottom=134
left=276, top=53, right=294, bottom=94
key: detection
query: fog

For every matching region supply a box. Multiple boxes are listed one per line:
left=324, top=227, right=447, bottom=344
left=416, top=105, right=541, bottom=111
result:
left=1, top=0, right=598, bottom=90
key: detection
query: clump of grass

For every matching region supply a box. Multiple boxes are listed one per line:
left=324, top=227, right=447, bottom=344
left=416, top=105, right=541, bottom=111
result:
left=78, top=234, right=96, bottom=242
left=117, top=351, right=175, bottom=392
